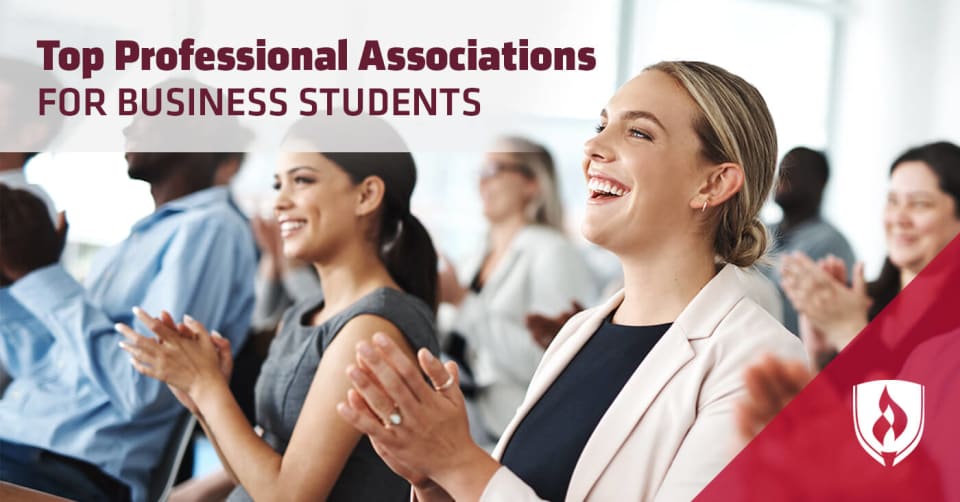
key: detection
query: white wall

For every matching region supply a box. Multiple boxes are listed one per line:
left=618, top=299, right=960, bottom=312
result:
left=827, top=0, right=956, bottom=276
left=932, top=0, right=960, bottom=140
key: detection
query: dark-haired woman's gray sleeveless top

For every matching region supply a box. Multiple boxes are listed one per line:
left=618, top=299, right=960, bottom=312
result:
left=227, top=288, right=439, bottom=502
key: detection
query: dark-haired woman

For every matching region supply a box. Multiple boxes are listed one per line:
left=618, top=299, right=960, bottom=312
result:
left=781, top=141, right=960, bottom=367
left=117, top=117, right=440, bottom=501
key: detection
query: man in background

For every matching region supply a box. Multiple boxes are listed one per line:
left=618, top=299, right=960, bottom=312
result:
left=765, top=146, right=856, bottom=333
left=0, top=78, right=258, bottom=501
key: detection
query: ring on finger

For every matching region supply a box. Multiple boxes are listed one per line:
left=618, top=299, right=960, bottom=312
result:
left=387, top=408, right=402, bottom=427
left=434, top=375, right=455, bottom=392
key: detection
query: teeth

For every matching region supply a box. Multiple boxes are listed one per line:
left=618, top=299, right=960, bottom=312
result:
left=587, top=178, right=627, bottom=197
left=280, top=221, right=305, bottom=233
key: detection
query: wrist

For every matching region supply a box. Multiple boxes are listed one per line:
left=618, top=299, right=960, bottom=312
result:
left=431, top=444, right=500, bottom=501
left=413, top=482, right=452, bottom=502
left=839, top=315, right=868, bottom=348
left=191, top=374, right=230, bottom=411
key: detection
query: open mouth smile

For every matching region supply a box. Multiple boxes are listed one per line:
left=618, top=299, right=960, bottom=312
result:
left=278, top=217, right=307, bottom=238
left=587, top=174, right=632, bottom=202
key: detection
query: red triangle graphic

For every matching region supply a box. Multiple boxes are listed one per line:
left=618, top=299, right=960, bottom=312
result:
left=696, top=234, right=960, bottom=501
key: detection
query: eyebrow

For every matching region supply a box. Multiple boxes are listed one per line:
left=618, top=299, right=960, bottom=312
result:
left=600, top=109, right=667, bottom=133
left=273, top=165, right=319, bottom=180
left=889, top=190, right=938, bottom=198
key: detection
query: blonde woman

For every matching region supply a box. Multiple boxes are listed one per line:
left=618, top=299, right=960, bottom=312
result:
left=338, top=61, right=806, bottom=502
left=438, top=137, right=597, bottom=443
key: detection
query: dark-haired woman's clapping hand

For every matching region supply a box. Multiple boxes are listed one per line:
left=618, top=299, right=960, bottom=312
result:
left=116, top=307, right=233, bottom=415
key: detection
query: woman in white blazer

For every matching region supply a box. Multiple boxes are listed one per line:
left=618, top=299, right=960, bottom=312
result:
left=338, top=61, right=807, bottom=502
left=439, top=137, right=597, bottom=441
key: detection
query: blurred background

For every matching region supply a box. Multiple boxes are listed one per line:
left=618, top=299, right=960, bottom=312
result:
left=2, top=0, right=958, bottom=282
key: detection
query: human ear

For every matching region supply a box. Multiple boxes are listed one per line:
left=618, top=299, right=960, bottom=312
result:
left=690, top=162, right=745, bottom=211
left=355, top=176, right=386, bottom=217
left=213, top=157, right=241, bottom=186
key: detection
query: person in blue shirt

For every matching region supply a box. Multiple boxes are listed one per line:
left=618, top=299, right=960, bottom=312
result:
left=0, top=56, right=65, bottom=395
left=0, top=146, right=257, bottom=501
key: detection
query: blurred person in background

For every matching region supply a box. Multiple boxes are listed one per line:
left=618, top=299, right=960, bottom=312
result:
left=437, top=136, right=597, bottom=446
left=0, top=57, right=64, bottom=395
left=732, top=143, right=960, bottom=498
left=764, top=146, right=855, bottom=334
left=738, top=141, right=960, bottom=434
left=0, top=76, right=258, bottom=501
left=780, top=141, right=960, bottom=369
left=734, top=140, right=960, bottom=454
left=0, top=150, right=256, bottom=501
left=0, top=150, right=57, bottom=221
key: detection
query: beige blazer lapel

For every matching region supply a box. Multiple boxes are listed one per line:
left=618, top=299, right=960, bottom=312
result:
left=567, top=265, right=745, bottom=500
left=564, top=265, right=746, bottom=500
left=492, top=291, right=624, bottom=459
left=492, top=265, right=748, bottom=500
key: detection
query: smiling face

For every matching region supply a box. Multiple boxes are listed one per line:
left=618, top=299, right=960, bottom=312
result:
left=581, top=69, right=713, bottom=256
left=273, top=148, right=366, bottom=262
left=884, top=160, right=960, bottom=276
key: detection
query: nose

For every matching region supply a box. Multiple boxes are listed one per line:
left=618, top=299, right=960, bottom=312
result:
left=274, top=183, right=293, bottom=213
left=885, top=201, right=912, bottom=230
left=894, top=207, right=913, bottom=227
left=584, top=130, right=614, bottom=163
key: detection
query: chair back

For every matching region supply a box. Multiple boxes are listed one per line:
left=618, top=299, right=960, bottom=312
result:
left=146, top=412, right=197, bottom=502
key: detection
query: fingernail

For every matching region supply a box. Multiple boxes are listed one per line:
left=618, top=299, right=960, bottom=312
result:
left=348, top=366, right=363, bottom=380
left=184, top=314, right=195, bottom=323
left=421, top=349, right=437, bottom=362
left=357, top=343, right=375, bottom=358
left=118, top=341, right=127, bottom=349
left=212, top=331, right=224, bottom=339
left=132, top=306, right=142, bottom=316
left=373, top=333, right=389, bottom=347
left=114, top=323, right=125, bottom=332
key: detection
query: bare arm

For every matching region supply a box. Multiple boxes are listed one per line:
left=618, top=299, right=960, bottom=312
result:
left=192, top=314, right=417, bottom=501
left=168, top=469, right=235, bottom=502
